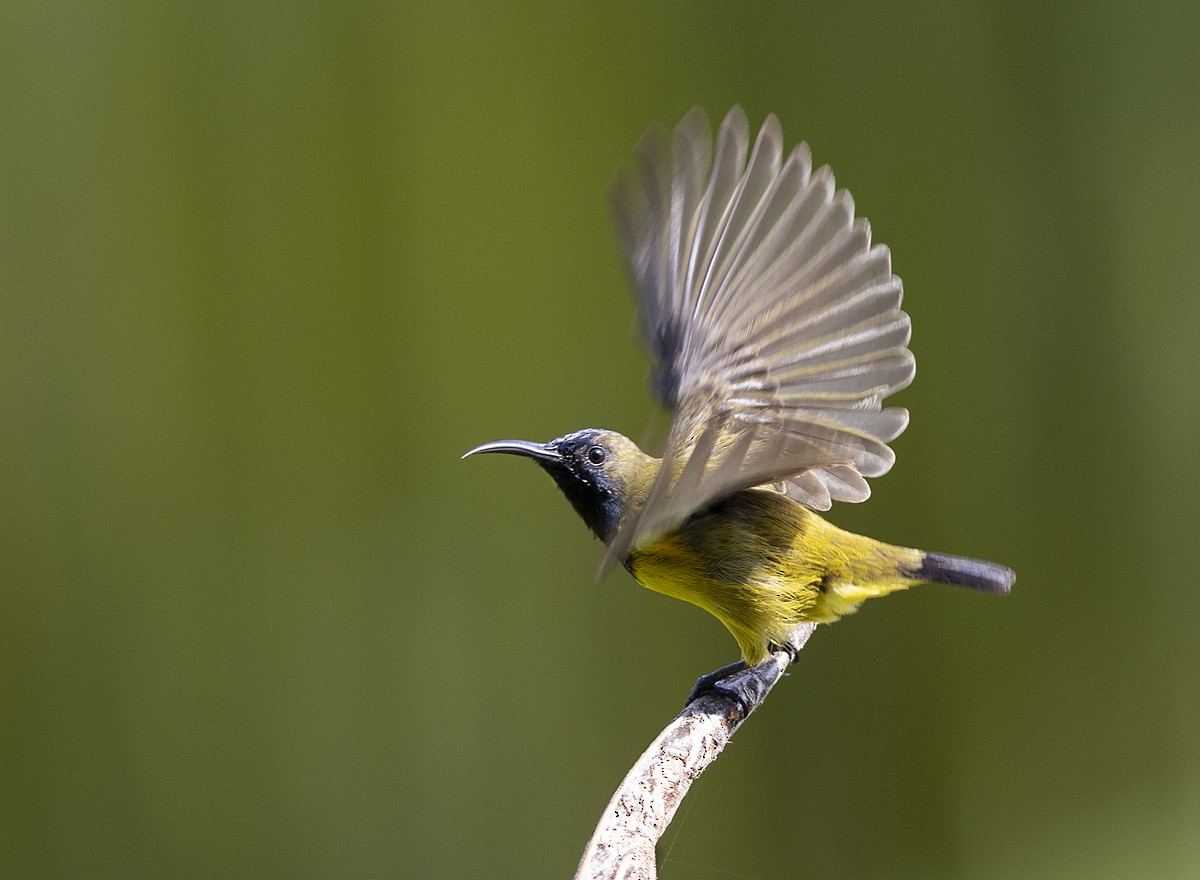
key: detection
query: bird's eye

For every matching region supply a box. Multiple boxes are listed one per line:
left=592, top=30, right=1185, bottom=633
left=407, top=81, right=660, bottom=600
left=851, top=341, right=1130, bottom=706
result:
left=587, top=445, right=607, bottom=466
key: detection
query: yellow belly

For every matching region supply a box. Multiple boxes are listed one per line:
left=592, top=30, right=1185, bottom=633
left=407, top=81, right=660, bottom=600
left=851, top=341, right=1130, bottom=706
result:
left=629, top=534, right=822, bottom=665
left=626, top=498, right=923, bottom=664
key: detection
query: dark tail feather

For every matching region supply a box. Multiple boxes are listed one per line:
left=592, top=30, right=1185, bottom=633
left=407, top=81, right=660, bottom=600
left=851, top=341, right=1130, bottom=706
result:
left=913, top=552, right=1015, bottom=594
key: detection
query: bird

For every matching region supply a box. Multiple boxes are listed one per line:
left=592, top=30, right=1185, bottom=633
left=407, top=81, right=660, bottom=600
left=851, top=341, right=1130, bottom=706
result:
left=464, top=106, right=1014, bottom=673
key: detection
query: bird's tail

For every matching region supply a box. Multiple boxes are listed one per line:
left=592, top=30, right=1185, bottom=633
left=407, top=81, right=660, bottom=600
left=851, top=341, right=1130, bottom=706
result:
left=912, top=552, right=1014, bottom=594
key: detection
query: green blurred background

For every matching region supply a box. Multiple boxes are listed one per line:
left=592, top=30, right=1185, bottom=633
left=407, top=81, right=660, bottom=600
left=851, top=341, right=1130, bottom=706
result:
left=3, top=1, right=1198, bottom=877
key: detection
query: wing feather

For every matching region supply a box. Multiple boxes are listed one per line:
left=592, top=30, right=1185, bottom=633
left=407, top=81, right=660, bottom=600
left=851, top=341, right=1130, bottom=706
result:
left=606, top=107, right=915, bottom=563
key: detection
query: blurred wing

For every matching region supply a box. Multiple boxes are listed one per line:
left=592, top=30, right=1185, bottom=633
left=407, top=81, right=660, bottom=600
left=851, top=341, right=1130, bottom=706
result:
left=607, top=106, right=914, bottom=562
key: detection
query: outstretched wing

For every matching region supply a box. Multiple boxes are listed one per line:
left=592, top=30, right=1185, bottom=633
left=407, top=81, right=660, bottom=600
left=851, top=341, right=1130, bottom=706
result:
left=607, top=106, right=914, bottom=563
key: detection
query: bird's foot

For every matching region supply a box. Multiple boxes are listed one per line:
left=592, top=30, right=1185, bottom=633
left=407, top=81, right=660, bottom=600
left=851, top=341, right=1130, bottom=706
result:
left=686, top=645, right=798, bottom=717
left=686, top=660, right=750, bottom=713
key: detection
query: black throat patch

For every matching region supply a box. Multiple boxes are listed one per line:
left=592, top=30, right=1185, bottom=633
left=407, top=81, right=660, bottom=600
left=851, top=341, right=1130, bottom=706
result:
left=541, top=460, right=623, bottom=543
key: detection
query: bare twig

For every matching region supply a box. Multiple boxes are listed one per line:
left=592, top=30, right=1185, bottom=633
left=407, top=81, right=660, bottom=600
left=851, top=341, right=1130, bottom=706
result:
left=573, top=623, right=818, bottom=880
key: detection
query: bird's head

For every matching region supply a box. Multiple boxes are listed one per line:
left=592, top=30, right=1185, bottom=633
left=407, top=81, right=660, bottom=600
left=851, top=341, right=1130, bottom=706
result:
left=463, top=428, right=656, bottom=544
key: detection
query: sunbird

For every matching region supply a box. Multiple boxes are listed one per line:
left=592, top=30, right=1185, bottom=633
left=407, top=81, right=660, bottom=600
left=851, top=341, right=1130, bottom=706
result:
left=466, top=107, right=1013, bottom=671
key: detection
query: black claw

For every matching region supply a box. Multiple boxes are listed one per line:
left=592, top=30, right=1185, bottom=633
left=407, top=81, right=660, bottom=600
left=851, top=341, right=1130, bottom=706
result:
left=767, top=641, right=797, bottom=664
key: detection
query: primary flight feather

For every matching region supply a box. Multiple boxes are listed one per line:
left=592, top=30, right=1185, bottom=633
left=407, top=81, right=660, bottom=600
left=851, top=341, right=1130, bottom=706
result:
left=605, top=106, right=914, bottom=567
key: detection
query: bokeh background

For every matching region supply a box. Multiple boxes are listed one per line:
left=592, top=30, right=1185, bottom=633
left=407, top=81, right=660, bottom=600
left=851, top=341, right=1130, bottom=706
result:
left=4, top=2, right=1198, bottom=877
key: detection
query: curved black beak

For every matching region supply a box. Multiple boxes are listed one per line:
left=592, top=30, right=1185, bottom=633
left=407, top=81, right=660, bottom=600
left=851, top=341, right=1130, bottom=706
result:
left=461, top=439, right=560, bottom=463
